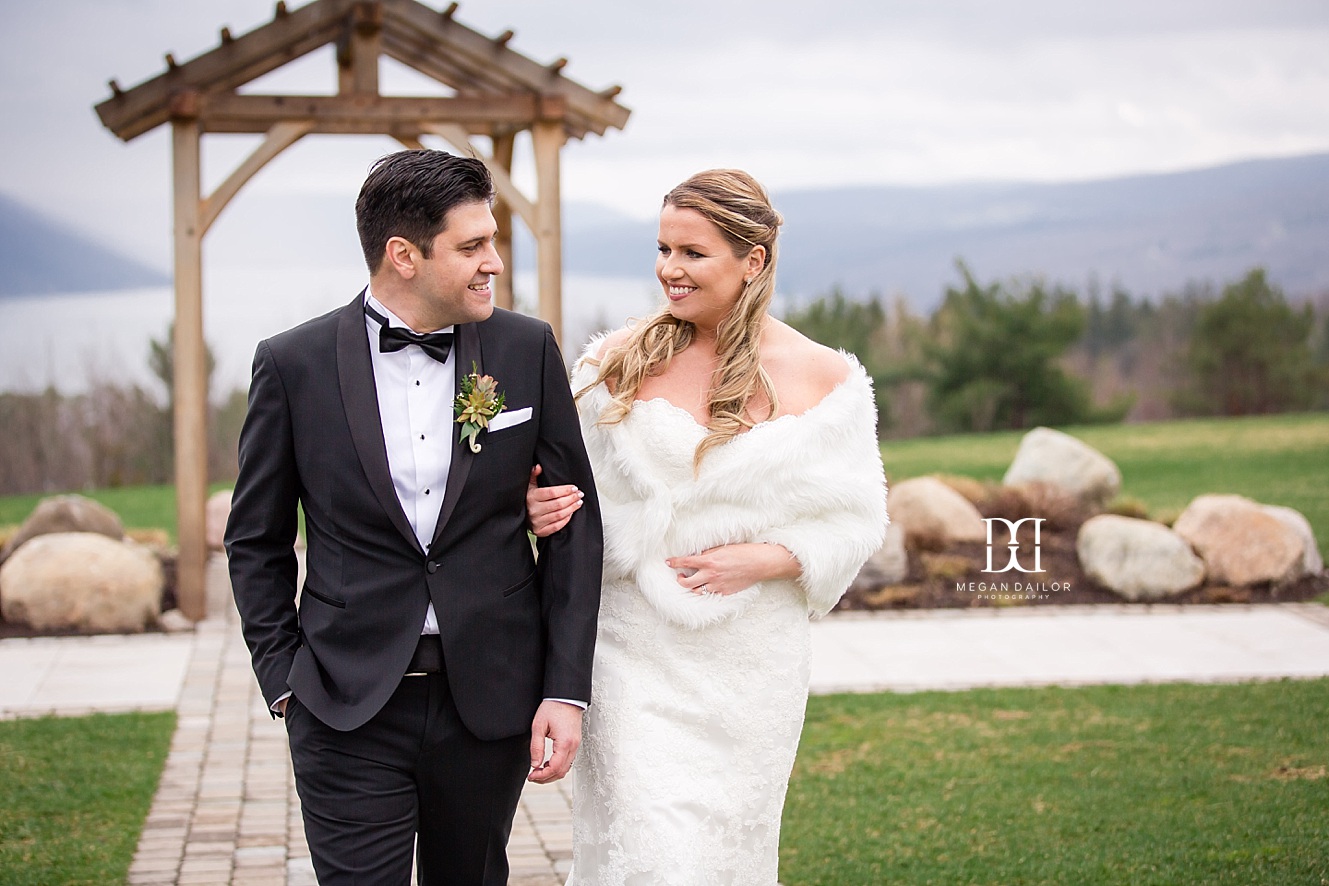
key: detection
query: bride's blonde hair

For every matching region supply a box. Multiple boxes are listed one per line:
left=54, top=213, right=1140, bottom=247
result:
left=580, top=169, right=784, bottom=467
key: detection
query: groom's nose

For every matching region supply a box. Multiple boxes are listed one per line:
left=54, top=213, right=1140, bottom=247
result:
left=481, top=241, right=504, bottom=275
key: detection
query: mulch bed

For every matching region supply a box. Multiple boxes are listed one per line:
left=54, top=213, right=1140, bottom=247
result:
left=837, top=523, right=1327, bottom=612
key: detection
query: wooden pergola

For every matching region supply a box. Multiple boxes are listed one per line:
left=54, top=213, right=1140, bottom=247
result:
left=94, top=0, right=630, bottom=620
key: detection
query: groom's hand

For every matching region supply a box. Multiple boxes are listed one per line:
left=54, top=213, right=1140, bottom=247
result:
left=527, top=700, right=584, bottom=784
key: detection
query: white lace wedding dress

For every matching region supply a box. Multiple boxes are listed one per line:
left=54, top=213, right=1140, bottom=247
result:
left=565, top=351, right=888, bottom=886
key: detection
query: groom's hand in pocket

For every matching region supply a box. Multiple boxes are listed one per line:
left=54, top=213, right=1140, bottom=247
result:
left=527, top=699, right=584, bottom=784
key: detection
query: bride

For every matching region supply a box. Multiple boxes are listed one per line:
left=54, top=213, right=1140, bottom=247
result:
left=528, top=169, right=888, bottom=884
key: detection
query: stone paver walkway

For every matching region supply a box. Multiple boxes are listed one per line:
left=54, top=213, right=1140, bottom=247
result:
left=3, top=551, right=1328, bottom=885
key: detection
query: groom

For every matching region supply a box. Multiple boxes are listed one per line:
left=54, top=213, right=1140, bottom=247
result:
left=225, top=150, right=602, bottom=885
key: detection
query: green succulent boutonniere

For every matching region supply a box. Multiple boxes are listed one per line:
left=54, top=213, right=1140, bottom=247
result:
left=454, top=363, right=506, bottom=453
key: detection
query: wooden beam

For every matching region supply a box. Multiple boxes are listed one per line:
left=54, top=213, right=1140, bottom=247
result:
left=96, top=0, right=357, bottom=141
left=384, top=0, right=630, bottom=131
left=341, top=0, right=382, bottom=95
left=193, top=93, right=540, bottom=134
left=421, top=123, right=537, bottom=231
left=171, top=119, right=209, bottom=622
left=379, top=28, right=600, bottom=141
left=491, top=132, right=516, bottom=311
left=379, top=29, right=515, bottom=96
left=532, top=119, right=565, bottom=344
left=200, top=120, right=313, bottom=234
left=379, top=29, right=595, bottom=140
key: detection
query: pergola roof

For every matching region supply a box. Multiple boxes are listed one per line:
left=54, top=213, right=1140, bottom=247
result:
left=95, top=0, right=630, bottom=142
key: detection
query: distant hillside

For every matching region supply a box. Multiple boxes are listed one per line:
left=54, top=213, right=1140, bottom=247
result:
left=11, top=152, right=1324, bottom=307
left=0, top=194, right=169, bottom=297
left=559, top=152, right=1329, bottom=306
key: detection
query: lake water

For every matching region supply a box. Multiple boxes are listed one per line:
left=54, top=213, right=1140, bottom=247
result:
left=0, top=268, right=660, bottom=396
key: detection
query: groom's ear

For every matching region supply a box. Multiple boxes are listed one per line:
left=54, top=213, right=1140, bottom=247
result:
left=383, top=236, right=421, bottom=280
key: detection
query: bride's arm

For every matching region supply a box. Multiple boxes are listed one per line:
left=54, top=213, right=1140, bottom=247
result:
left=528, top=327, right=631, bottom=537
left=665, top=543, right=801, bottom=596
left=527, top=465, right=583, bottom=537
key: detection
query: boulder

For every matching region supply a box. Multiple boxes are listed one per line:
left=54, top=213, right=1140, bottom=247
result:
left=0, top=532, right=162, bottom=633
left=850, top=523, right=909, bottom=593
left=1, top=494, right=123, bottom=562
left=1173, top=494, right=1305, bottom=586
left=1259, top=504, right=1323, bottom=577
left=888, top=477, right=986, bottom=548
left=1003, top=427, right=1121, bottom=508
left=206, top=489, right=234, bottom=551
left=1076, top=515, right=1205, bottom=601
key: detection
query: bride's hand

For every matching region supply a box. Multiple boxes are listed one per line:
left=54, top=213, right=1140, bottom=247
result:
left=667, top=543, right=800, bottom=596
left=526, top=464, right=584, bottom=538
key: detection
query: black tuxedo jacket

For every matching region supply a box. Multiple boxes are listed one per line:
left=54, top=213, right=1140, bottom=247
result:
left=225, top=293, right=602, bottom=738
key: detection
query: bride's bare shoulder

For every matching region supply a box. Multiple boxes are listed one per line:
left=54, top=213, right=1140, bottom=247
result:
left=765, top=321, right=852, bottom=400
left=593, top=326, right=634, bottom=361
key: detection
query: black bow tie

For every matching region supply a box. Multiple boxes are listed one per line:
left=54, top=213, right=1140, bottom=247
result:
left=365, top=303, right=454, bottom=364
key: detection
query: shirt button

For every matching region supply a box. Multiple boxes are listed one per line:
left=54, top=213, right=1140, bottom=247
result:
left=420, top=434, right=425, bottom=440
left=415, top=380, right=420, bottom=386
left=427, top=561, right=438, bottom=574
left=424, top=488, right=430, bottom=495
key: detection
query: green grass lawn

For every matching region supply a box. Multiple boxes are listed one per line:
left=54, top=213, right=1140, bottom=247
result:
left=0, top=483, right=233, bottom=544
left=0, top=711, right=176, bottom=885
left=881, top=411, right=1329, bottom=558
left=781, top=678, right=1329, bottom=885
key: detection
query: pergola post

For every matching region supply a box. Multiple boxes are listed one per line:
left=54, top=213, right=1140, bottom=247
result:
left=532, top=118, right=565, bottom=343
left=170, top=116, right=209, bottom=622
left=491, top=132, right=516, bottom=311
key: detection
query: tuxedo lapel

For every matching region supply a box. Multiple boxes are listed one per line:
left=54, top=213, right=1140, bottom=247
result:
left=429, top=321, right=481, bottom=550
left=336, top=292, right=423, bottom=554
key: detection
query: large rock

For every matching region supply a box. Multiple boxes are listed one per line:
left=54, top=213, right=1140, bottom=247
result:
left=1003, top=427, right=1121, bottom=508
left=1259, top=504, right=1323, bottom=577
left=850, top=522, right=909, bottom=593
left=1173, top=494, right=1305, bottom=586
left=0, top=532, right=162, bottom=633
left=1077, top=515, right=1205, bottom=601
left=206, top=489, right=233, bottom=551
left=889, top=476, right=986, bottom=548
left=1, top=494, right=124, bottom=562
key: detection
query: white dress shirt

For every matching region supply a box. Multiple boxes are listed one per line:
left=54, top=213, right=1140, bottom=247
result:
left=364, top=290, right=453, bottom=635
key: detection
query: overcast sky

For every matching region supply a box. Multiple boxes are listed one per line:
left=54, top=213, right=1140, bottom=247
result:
left=3, top=0, right=1329, bottom=269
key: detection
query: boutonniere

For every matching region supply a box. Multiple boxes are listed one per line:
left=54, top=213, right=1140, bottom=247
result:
left=454, top=363, right=506, bottom=453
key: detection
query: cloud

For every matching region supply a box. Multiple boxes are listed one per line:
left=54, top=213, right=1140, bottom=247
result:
left=1, top=0, right=1328, bottom=263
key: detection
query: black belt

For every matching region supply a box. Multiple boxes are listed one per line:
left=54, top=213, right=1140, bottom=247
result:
left=405, top=634, right=443, bottom=675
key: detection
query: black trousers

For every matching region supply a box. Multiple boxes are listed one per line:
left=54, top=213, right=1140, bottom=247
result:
left=286, top=671, right=529, bottom=885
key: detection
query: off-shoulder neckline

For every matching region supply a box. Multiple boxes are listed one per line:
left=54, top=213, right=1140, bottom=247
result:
left=625, top=355, right=864, bottom=437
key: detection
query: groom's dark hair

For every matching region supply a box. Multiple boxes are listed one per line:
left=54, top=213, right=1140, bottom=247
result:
left=356, top=149, right=496, bottom=274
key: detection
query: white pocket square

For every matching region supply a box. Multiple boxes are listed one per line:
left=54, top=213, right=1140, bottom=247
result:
left=488, top=406, right=533, bottom=432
